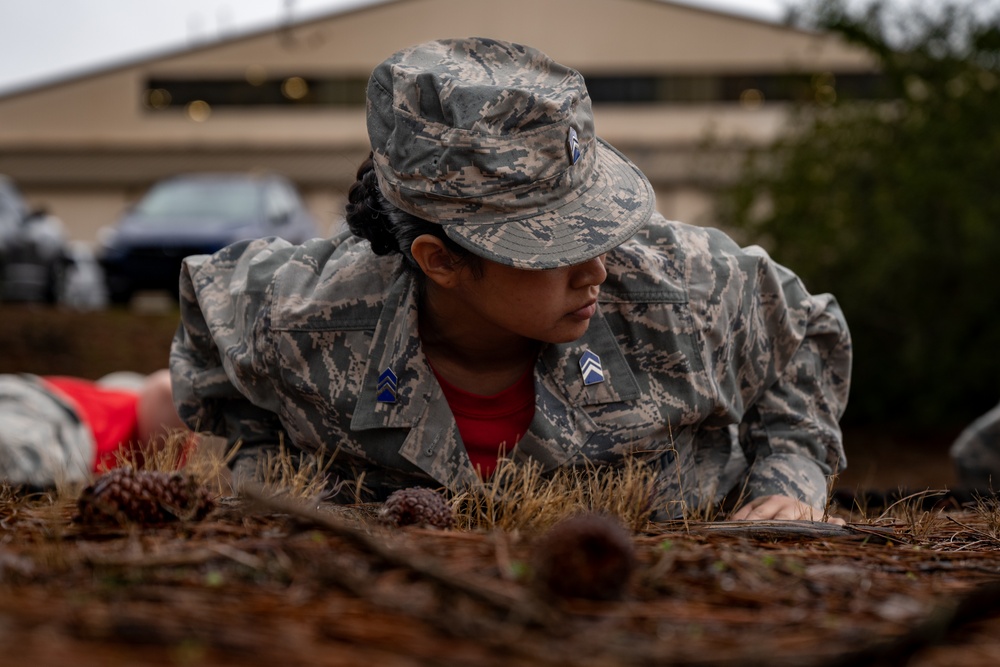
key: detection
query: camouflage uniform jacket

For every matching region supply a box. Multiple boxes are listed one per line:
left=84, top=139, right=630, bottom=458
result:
left=170, top=213, right=851, bottom=516
left=950, top=401, right=1000, bottom=490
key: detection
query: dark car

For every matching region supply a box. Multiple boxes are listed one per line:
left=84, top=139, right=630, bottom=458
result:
left=0, top=174, right=71, bottom=303
left=98, top=172, right=320, bottom=304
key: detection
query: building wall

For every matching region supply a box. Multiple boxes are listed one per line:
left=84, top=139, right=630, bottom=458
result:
left=0, top=0, right=876, bottom=243
left=27, top=189, right=133, bottom=245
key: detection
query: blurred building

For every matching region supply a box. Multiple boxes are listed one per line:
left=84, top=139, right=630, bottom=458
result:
left=0, top=0, right=876, bottom=242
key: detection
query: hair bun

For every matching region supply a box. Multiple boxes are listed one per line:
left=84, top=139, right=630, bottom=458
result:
left=345, top=157, right=401, bottom=255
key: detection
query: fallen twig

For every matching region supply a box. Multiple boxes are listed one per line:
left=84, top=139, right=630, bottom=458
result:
left=653, top=519, right=899, bottom=543
left=239, top=484, right=560, bottom=629
left=946, top=514, right=1000, bottom=545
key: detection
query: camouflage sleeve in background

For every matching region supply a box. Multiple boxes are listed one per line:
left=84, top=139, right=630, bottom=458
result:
left=709, top=241, right=851, bottom=509
left=950, top=401, right=1000, bottom=491
left=651, top=224, right=851, bottom=508
left=169, top=237, right=294, bottom=467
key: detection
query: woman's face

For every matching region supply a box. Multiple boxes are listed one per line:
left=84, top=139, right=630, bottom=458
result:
left=452, top=253, right=609, bottom=344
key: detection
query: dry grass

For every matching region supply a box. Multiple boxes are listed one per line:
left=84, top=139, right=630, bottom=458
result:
left=110, top=432, right=372, bottom=504
left=111, top=430, right=234, bottom=495
left=0, top=481, right=22, bottom=527
left=78, top=433, right=666, bottom=532
left=451, top=455, right=661, bottom=533
left=880, top=489, right=949, bottom=539
left=244, top=442, right=337, bottom=501
left=971, top=493, right=1000, bottom=540
left=58, top=428, right=979, bottom=550
left=88, top=431, right=988, bottom=550
left=106, top=433, right=675, bottom=533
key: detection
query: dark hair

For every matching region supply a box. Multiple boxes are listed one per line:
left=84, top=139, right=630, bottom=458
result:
left=345, top=155, right=479, bottom=275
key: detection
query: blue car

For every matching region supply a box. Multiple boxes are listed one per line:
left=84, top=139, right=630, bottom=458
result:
left=98, top=172, right=320, bottom=305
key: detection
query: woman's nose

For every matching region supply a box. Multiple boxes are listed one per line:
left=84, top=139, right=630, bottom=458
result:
left=572, top=253, right=607, bottom=288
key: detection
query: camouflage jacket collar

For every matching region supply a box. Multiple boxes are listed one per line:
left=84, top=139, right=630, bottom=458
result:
left=349, top=271, right=642, bottom=490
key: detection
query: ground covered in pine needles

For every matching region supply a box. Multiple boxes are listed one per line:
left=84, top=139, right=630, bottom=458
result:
left=3, top=475, right=1000, bottom=667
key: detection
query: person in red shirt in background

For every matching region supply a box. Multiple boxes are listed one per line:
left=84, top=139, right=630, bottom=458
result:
left=0, top=369, right=188, bottom=489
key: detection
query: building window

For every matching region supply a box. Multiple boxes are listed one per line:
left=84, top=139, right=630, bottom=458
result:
left=583, top=72, right=886, bottom=104
left=143, top=76, right=369, bottom=109
left=143, top=71, right=885, bottom=111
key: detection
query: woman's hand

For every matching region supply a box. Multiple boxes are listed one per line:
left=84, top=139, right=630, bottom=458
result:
left=732, top=494, right=844, bottom=525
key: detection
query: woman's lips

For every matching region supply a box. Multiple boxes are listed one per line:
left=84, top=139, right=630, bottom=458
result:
left=570, top=301, right=597, bottom=320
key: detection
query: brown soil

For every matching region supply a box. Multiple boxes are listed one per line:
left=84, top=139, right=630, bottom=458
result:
left=2, top=489, right=1000, bottom=667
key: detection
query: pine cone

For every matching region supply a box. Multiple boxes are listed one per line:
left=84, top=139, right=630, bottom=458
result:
left=76, top=467, right=215, bottom=526
left=378, top=487, right=453, bottom=529
left=531, top=513, right=636, bottom=601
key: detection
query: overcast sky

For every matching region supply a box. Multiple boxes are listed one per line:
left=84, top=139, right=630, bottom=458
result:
left=0, top=0, right=956, bottom=95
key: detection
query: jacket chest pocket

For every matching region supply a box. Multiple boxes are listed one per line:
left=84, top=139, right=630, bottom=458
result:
left=273, top=328, right=372, bottom=447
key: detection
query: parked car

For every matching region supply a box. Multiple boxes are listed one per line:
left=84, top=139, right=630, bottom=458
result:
left=0, top=174, right=71, bottom=303
left=61, top=241, right=109, bottom=311
left=98, top=172, right=320, bottom=304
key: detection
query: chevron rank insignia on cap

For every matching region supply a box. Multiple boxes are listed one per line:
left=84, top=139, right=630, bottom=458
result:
left=579, top=350, right=605, bottom=386
left=567, top=126, right=581, bottom=165
left=376, top=367, right=397, bottom=403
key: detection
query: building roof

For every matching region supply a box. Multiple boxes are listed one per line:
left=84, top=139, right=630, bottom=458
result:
left=0, top=0, right=872, bottom=101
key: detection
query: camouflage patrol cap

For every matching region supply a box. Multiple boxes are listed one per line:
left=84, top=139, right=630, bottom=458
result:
left=366, top=37, right=655, bottom=270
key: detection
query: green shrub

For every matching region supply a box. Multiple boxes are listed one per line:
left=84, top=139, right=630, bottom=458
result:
left=718, top=0, right=1000, bottom=429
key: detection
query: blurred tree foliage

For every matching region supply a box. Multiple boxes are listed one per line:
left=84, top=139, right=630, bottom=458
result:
left=718, top=0, right=1000, bottom=429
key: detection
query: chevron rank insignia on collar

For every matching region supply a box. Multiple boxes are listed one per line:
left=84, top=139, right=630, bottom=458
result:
left=579, top=350, right=605, bottom=386
left=376, top=367, right=397, bottom=403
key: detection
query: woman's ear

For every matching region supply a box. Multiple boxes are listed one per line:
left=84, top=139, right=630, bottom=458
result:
left=410, top=234, right=462, bottom=288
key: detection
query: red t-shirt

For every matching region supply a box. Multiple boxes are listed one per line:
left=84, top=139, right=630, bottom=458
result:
left=42, top=376, right=141, bottom=472
left=432, top=365, right=535, bottom=477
